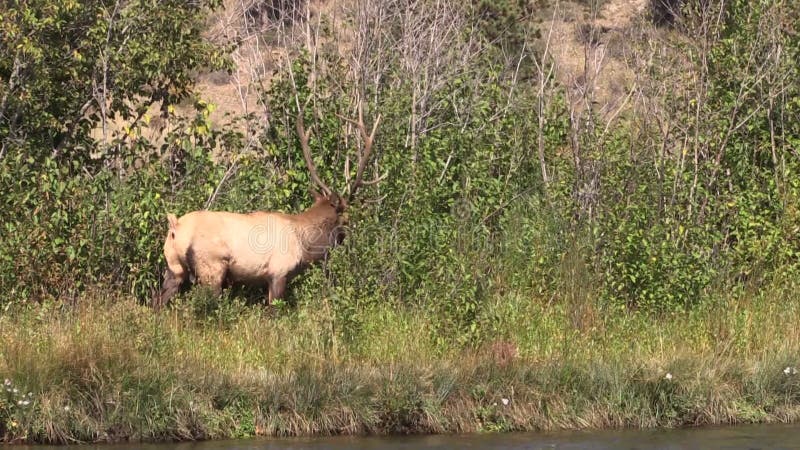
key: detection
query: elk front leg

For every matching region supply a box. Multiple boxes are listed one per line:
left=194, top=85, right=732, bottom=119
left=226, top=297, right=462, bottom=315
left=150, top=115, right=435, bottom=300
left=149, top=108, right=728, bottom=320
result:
left=268, top=276, right=286, bottom=306
left=195, top=263, right=226, bottom=296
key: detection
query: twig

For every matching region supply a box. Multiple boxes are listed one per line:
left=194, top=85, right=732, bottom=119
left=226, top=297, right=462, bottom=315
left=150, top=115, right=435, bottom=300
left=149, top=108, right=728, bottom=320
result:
left=204, top=158, right=240, bottom=210
left=482, top=187, right=537, bottom=224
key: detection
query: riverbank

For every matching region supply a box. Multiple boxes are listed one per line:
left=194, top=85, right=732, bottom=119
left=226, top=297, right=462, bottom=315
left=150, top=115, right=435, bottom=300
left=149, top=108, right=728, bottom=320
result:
left=2, top=283, right=800, bottom=444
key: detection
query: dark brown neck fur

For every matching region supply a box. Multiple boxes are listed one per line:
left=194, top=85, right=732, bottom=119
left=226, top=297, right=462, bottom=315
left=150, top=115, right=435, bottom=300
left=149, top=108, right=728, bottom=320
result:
left=293, top=198, right=341, bottom=263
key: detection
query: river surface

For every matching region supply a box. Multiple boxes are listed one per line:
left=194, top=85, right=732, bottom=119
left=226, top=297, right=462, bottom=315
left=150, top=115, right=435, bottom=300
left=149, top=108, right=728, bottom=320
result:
left=18, top=424, right=800, bottom=449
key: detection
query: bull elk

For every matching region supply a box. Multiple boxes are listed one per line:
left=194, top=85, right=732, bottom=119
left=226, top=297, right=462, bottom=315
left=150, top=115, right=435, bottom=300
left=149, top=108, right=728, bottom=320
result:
left=153, top=104, right=381, bottom=308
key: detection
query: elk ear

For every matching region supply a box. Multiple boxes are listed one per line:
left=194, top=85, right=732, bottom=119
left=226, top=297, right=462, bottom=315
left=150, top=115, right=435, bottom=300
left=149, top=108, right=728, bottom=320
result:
left=311, top=189, right=323, bottom=201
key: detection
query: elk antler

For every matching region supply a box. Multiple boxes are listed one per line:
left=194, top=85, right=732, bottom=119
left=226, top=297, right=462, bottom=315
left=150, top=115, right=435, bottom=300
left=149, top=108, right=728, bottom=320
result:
left=340, top=101, right=382, bottom=201
left=295, top=105, right=332, bottom=196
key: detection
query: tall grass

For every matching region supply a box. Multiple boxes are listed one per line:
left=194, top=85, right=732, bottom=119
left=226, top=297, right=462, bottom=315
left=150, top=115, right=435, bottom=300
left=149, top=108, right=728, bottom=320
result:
left=2, top=276, right=800, bottom=443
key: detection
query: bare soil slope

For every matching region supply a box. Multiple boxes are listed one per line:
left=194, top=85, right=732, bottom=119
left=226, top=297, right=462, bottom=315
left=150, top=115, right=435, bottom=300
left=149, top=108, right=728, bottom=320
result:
left=192, top=0, right=650, bottom=128
left=545, top=0, right=649, bottom=115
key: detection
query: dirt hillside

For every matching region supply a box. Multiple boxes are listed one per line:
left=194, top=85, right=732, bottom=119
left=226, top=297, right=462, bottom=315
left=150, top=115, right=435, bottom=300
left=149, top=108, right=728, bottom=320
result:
left=191, top=0, right=651, bottom=127
left=544, top=0, right=649, bottom=116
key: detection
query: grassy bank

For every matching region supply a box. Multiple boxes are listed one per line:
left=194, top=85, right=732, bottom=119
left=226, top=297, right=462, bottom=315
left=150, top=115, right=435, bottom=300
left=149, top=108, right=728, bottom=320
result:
left=2, top=281, right=800, bottom=444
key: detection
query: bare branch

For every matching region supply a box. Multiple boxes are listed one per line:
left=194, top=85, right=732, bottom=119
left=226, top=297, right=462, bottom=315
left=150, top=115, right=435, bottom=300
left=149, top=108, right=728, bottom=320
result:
left=204, top=158, right=240, bottom=210
left=51, top=98, right=96, bottom=158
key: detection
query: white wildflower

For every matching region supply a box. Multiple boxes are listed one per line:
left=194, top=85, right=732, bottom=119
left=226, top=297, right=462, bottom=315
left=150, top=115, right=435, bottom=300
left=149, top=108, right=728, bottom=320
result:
left=12, top=388, right=17, bottom=393
left=665, top=373, right=673, bottom=380
left=501, top=398, right=510, bottom=406
left=3, top=379, right=10, bottom=386
left=21, top=400, right=30, bottom=406
left=63, top=406, right=70, bottom=412
left=784, top=367, right=797, bottom=375
left=16, top=400, right=22, bottom=405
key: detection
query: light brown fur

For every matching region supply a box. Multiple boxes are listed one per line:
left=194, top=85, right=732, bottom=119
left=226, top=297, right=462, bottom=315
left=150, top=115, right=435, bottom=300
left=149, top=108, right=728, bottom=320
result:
left=154, top=192, right=347, bottom=308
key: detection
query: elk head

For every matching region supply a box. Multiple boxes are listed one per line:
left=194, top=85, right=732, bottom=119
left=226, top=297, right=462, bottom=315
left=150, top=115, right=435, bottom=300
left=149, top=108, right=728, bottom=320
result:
left=294, top=99, right=382, bottom=244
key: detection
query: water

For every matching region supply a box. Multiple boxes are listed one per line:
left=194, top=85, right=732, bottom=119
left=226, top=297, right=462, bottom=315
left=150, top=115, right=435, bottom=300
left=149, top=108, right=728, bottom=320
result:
left=18, top=424, right=800, bottom=449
